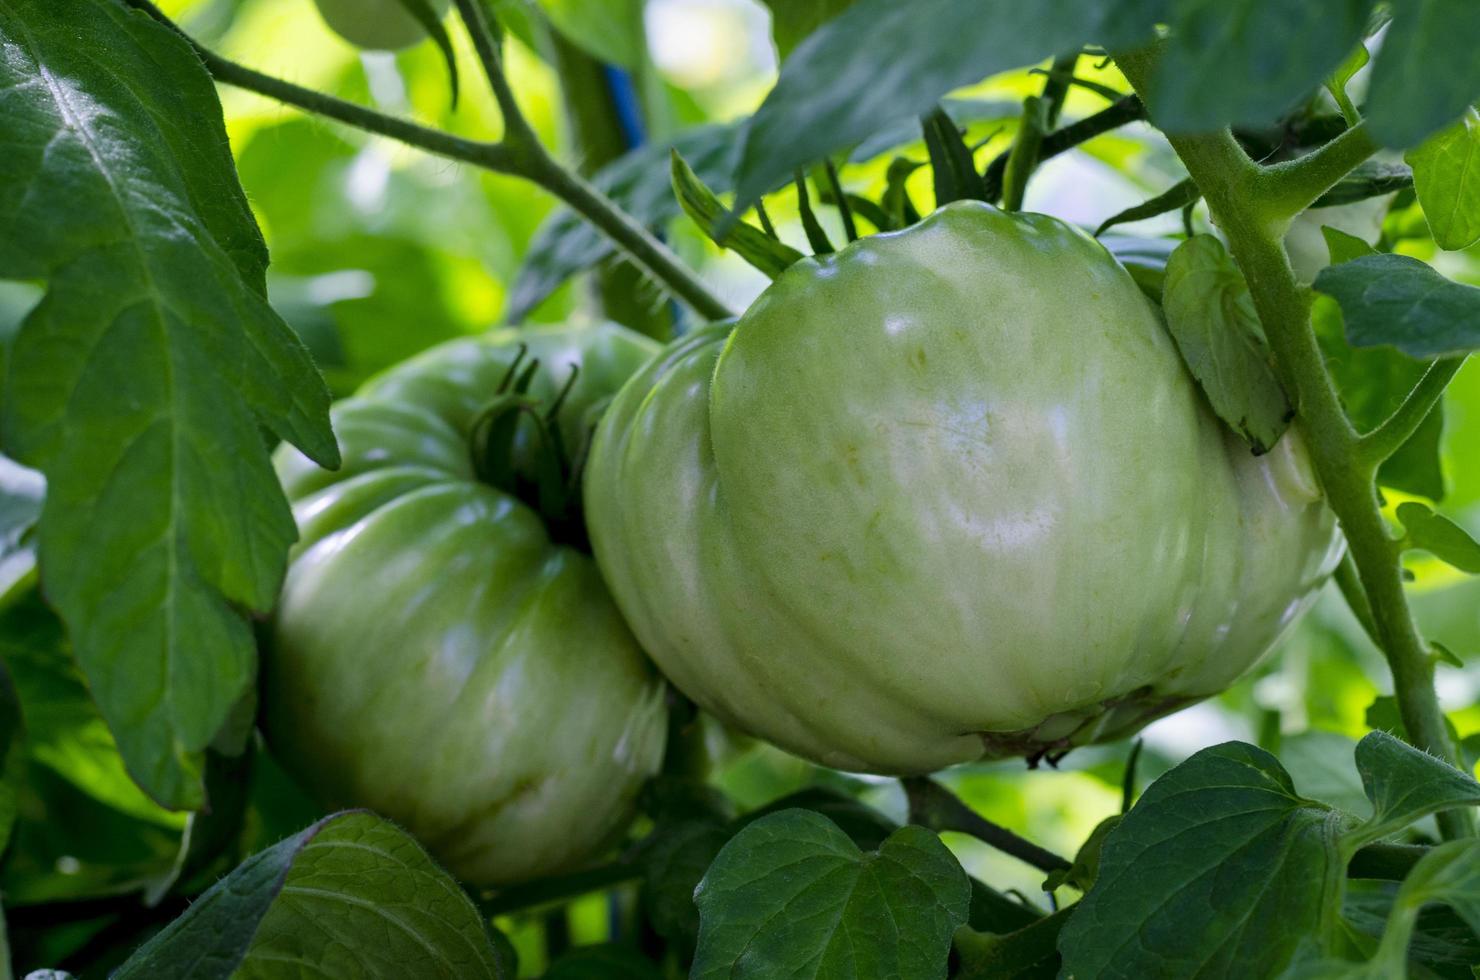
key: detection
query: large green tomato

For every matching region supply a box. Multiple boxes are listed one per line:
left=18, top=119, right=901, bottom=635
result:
left=312, top=0, right=450, bottom=50
left=586, top=201, right=1343, bottom=775
left=266, top=322, right=668, bottom=886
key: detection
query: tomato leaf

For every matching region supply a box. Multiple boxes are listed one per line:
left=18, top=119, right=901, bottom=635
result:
left=1343, top=878, right=1480, bottom=977
left=114, top=811, right=511, bottom=979
left=691, top=809, right=970, bottom=980
left=508, top=122, right=742, bottom=322
left=671, top=152, right=804, bottom=279
left=731, top=0, right=1167, bottom=211
left=1405, top=108, right=1480, bottom=252
left=1395, top=502, right=1480, bottom=575
left=1056, top=742, right=1345, bottom=980
left=1147, top=0, right=1377, bottom=133
left=0, top=0, right=338, bottom=809
left=1347, top=730, right=1480, bottom=846
left=1366, top=0, right=1480, bottom=148
left=1313, top=254, right=1480, bottom=359
left=1161, top=235, right=1292, bottom=453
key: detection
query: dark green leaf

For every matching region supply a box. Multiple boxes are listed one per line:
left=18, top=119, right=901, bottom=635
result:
left=509, top=123, right=742, bottom=321
left=640, top=817, right=730, bottom=949
left=691, top=809, right=970, bottom=980
left=921, top=107, right=988, bottom=206
left=0, top=0, right=337, bottom=808
left=1406, top=109, right=1480, bottom=251
left=1366, top=0, right=1480, bottom=148
left=954, top=907, right=1071, bottom=980
left=759, top=0, right=857, bottom=59
left=1161, top=236, right=1292, bottom=453
left=1349, top=731, right=1480, bottom=845
left=1057, top=742, right=1344, bottom=979
left=671, top=152, right=804, bottom=278
left=144, top=747, right=253, bottom=904
left=740, top=786, right=899, bottom=852
left=1094, top=178, right=1199, bottom=236
left=114, top=811, right=509, bottom=979
left=1149, top=0, right=1377, bottom=132
left=1397, top=502, right=1480, bottom=574
left=1313, top=254, right=1480, bottom=359
left=1310, top=161, right=1414, bottom=209
left=732, top=0, right=1168, bottom=210
left=543, top=945, right=662, bottom=980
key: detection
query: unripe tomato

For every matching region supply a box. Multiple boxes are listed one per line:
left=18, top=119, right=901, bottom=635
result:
left=312, top=0, right=450, bottom=51
left=585, top=202, right=1342, bottom=775
left=266, top=323, right=668, bottom=885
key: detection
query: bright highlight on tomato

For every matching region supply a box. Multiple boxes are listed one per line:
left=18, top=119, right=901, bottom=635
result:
left=311, top=0, right=450, bottom=51
left=586, top=201, right=1344, bottom=775
left=266, top=323, right=668, bottom=886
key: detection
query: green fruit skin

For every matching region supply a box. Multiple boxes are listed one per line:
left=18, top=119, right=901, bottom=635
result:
left=312, top=0, right=451, bottom=50
left=586, top=201, right=1343, bottom=775
left=267, top=322, right=668, bottom=886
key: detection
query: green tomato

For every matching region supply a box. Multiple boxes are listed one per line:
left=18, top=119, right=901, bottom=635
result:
left=266, top=322, right=668, bottom=886
left=312, top=0, right=450, bottom=50
left=585, top=201, right=1343, bottom=775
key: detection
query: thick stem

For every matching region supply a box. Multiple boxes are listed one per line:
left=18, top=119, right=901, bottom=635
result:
left=1334, top=552, right=1381, bottom=648
left=903, top=777, right=1071, bottom=874
left=1114, top=46, right=1471, bottom=840
left=1359, top=357, right=1467, bottom=467
left=1255, top=123, right=1381, bottom=230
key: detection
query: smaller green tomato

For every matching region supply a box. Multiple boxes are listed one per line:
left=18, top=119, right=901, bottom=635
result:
left=266, top=322, right=668, bottom=887
left=312, top=0, right=450, bottom=50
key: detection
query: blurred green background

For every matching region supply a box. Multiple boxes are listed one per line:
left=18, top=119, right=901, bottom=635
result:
left=4, top=0, right=1479, bottom=974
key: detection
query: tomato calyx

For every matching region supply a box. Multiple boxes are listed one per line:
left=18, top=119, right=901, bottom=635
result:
left=469, top=344, right=592, bottom=550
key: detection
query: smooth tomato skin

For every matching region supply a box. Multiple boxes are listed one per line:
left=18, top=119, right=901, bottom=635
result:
left=267, top=323, right=668, bottom=886
left=312, top=0, right=450, bottom=50
left=586, top=201, right=1343, bottom=775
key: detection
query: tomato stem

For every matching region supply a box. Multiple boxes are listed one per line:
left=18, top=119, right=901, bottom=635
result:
left=120, top=0, right=735, bottom=324
left=1115, top=43, right=1473, bottom=840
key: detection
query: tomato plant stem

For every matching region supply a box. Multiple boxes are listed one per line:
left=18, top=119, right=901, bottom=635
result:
left=1115, top=45, right=1473, bottom=840
left=903, top=777, right=1072, bottom=873
left=122, top=0, right=734, bottom=323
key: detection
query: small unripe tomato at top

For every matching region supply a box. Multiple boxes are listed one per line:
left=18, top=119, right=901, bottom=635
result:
left=585, top=201, right=1343, bottom=775
left=312, top=0, right=450, bottom=51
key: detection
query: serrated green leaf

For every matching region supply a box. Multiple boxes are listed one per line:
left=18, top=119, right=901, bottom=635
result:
left=1406, top=108, right=1480, bottom=252
left=1348, top=730, right=1480, bottom=846
left=509, top=122, right=742, bottom=322
left=0, top=0, right=337, bottom=808
left=1366, top=0, right=1480, bottom=148
left=671, top=152, right=804, bottom=278
left=115, top=811, right=509, bottom=979
left=1313, top=254, right=1480, bottom=359
left=732, top=0, right=1168, bottom=210
left=1150, top=0, right=1377, bottom=132
left=1094, top=177, right=1199, bottom=236
left=1396, top=502, right=1480, bottom=574
left=1057, top=742, right=1345, bottom=980
left=691, top=809, right=970, bottom=980
left=1162, top=235, right=1292, bottom=453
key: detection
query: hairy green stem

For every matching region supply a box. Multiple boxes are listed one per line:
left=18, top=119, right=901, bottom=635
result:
left=999, top=53, right=1079, bottom=212
left=1334, top=552, right=1381, bottom=648
left=1256, top=123, right=1381, bottom=230
left=123, top=0, right=733, bottom=322
left=1360, top=356, right=1468, bottom=467
left=1115, top=46, right=1471, bottom=841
